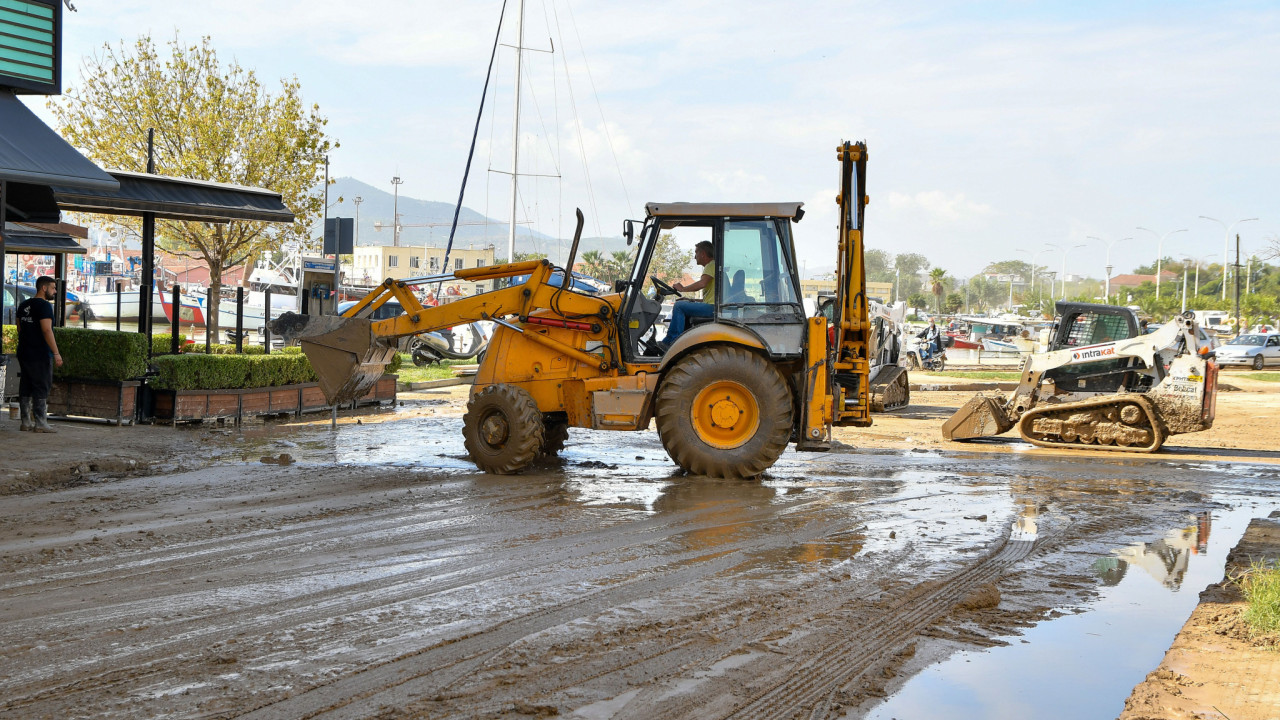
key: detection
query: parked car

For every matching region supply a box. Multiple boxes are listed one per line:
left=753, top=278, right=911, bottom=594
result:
left=1213, top=332, right=1280, bottom=370
left=3, top=283, right=86, bottom=324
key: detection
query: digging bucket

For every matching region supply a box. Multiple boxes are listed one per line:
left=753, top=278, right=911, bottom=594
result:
left=271, top=312, right=398, bottom=406
left=941, top=394, right=1015, bottom=440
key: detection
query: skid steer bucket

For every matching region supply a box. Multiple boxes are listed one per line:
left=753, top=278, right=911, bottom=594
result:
left=942, top=394, right=1016, bottom=441
left=271, top=312, right=397, bottom=406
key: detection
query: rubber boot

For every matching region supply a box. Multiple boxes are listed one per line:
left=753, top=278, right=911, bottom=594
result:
left=33, top=398, right=56, bottom=433
left=18, top=397, right=33, bottom=432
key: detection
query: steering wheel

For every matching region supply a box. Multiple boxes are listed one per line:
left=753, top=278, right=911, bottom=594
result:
left=650, top=276, right=680, bottom=297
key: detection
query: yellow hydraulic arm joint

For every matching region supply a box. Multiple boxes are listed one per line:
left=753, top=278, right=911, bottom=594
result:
left=831, top=141, right=872, bottom=428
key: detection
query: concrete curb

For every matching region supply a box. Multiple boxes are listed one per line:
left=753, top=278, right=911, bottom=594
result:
left=911, top=382, right=1019, bottom=392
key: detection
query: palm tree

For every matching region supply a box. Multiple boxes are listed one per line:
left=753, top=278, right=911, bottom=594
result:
left=580, top=250, right=606, bottom=279
left=929, top=267, right=947, bottom=314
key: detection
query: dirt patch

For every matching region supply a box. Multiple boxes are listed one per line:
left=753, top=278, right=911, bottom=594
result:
left=1119, top=514, right=1280, bottom=720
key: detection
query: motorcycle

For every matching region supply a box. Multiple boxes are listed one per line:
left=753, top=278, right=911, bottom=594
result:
left=906, top=340, right=947, bottom=371
left=409, top=321, right=492, bottom=367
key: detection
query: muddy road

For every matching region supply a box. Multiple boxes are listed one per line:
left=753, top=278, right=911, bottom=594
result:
left=2, top=401, right=1279, bottom=719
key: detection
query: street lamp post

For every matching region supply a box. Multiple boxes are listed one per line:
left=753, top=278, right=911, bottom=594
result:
left=390, top=176, right=404, bottom=247
left=1045, top=243, right=1086, bottom=301
left=1016, top=247, right=1053, bottom=312
left=352, top=196, right=363, bottom=246
left=1200, top=216, right=1258, bottom=300
left=1135, top=227, right=1187, bottom=300
left=1088, top=235, right=1131, bottom=304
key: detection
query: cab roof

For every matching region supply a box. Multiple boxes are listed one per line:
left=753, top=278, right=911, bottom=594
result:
left=644, top=202, right=804, bottom=220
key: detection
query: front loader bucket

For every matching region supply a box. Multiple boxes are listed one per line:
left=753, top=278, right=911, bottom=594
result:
left=942, top=394, right=1016, bottom=441
left=271, top=312, right=397, bottom=406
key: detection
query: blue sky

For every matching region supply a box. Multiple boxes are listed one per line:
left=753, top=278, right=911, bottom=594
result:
left=30, top=0, right=1279, bottom=278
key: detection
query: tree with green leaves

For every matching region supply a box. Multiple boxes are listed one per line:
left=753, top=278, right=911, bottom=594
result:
left=648, top=233, right=694, bottom=284
left=51, top=34, right=335, bottom=339
left=929, top=267, right=947, bottom=313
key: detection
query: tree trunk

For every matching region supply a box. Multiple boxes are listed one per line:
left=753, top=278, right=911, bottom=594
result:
left=207, top=264, right=222, bottom=343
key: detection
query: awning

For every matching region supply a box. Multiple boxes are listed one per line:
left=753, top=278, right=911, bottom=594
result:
left=0, top=90, right=119, bottom=191
left=52, top=170, right=297, bottom=224
left=2, top=222, right=85, bottom=255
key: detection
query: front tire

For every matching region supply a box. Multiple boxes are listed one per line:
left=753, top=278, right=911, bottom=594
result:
left=655, top=346, right=793, bottom=478
left=463, top=384, right=545, bottom=474
left=1253, top=355, right=1265, bottom=370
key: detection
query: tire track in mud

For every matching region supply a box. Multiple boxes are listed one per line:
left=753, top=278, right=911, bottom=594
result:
left=719, top=535, right=1036, bottom=720
left=0, top=476, right=850, bottom=716
left=229, top=510, right=865, bottom=720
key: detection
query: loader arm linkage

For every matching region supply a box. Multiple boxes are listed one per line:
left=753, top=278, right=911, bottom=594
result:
left=273, top=258, right=616, bottom=406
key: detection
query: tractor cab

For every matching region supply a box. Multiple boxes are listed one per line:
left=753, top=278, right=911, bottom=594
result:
left=617, top=202, right=808, bottom=364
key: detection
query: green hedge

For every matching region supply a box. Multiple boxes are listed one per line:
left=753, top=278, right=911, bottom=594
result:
left=152, top=333, right=187, bottom=355
left=150, top=352, right=318, bottom=390
left=279, top=343, right=401, bottom=372
left=2, top=325, right=13, bottom=355
left=206, top=343, right=267, bottom=355
left=149, top=343, right=400, bottom=390
left=5, top=325, right=150, bottom=380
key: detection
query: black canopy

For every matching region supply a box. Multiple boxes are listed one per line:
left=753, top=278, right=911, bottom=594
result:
left=53, top=171, right=296, bottom=224
left=2, top=222, right=84, bottom=255
left=0, top=90, right=118, bottom=192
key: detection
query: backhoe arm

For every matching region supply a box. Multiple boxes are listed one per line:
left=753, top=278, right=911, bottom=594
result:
left=272, top=258, right=616, bottom=405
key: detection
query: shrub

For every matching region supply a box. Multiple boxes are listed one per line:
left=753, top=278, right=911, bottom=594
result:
left=205, top=343, right=266, bottom=356
left=4, top=326, right=150, bottom=381
left=56, top=328, right=151, bottom=381
left=150, top=352, right=318, bottom=391
left=152, top=333, right=188, bottom=355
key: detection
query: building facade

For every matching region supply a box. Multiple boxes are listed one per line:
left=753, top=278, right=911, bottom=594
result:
left=347, top=245, right=497, bottom=286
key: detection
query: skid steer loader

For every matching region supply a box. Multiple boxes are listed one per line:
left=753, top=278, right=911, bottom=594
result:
left=942, top=302, right=1219, bottom=452
left=273, top=141, right=876, bottom=477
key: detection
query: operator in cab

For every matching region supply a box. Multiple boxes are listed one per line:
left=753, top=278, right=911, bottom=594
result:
left=658, top=240, right=715, bottom=351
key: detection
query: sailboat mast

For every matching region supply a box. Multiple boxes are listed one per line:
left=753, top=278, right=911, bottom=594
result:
left=507, top=0, right=525, bottom=263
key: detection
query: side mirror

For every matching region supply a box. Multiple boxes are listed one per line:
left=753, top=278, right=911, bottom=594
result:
left=614, top=279, right=627, bottom=293
left=623, top=219, right=634, bottom=246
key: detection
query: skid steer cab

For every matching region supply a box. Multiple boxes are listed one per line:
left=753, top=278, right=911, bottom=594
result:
left=273, top=141, right=874, bottom=478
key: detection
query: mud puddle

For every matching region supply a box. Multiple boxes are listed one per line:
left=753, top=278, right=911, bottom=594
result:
left=861, top=505, right=1263, bottom=720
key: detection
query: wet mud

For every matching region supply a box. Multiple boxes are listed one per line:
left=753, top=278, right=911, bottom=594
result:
left=1, top=391, right=1279, bottom=719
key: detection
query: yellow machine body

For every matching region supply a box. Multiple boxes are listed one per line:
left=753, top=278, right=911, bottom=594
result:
left=275, top=141, right=872, bottom=477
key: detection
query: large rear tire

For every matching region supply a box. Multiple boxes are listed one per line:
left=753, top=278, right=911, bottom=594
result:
left=655, top=346, right=793, bottom=478
left=463, top=384, right=545, bottom=474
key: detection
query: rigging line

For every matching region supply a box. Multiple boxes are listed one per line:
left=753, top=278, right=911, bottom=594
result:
left=519, top=58, right=562, bottom=177
left=443, top=0, right=510, bottom=279
left=563, top=0, right=633, bottom=216
left=545, top=0, right=563, bottom=263
left=551, top=1, right=602, bottom=239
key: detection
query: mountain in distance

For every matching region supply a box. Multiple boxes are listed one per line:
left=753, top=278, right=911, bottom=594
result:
left=328, top=177, right=627, bottom=261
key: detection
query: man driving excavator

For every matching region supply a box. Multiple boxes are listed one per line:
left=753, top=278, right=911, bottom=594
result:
left=658, top=240, right=715, bottom=351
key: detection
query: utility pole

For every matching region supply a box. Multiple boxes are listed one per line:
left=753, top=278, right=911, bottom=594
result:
left=1234, top=233, right=1242, bottom=337
left=1181, top=270, right=1187, bottom=313
left=1136, top=227, right=1186, bottom=300
left=390, top=177, right=404, bottom=247
left=1201, top=216, right=1258, bottom=300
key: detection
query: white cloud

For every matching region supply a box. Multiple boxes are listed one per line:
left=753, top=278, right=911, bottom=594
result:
left=885, top=191, right=995, bottom=228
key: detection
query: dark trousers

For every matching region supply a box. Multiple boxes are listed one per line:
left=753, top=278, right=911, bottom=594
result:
left=17, top=354, right=52, bottom=400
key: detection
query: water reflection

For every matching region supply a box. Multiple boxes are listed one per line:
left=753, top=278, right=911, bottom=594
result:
left=1094, top=512, right=1212, bottom=591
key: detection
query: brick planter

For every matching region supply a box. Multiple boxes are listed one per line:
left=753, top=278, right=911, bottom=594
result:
left=151, top=374, right=398, bottom=424
left=48, top=378, right=141, bottom=426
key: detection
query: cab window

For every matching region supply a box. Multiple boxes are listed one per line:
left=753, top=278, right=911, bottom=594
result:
left=719, top=219, right=800, bottom=321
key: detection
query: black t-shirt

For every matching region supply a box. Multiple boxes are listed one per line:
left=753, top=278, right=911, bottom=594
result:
left=16, top=296, right=54, bottom=360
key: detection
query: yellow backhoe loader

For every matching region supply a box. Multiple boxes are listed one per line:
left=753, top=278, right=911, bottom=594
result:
left=273, top=141, right=876, bottom=477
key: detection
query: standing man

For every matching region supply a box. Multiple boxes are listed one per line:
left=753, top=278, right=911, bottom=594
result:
left=16, top=276, right=62, bottom=433
left=659, top=240, right=716, bottom=350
